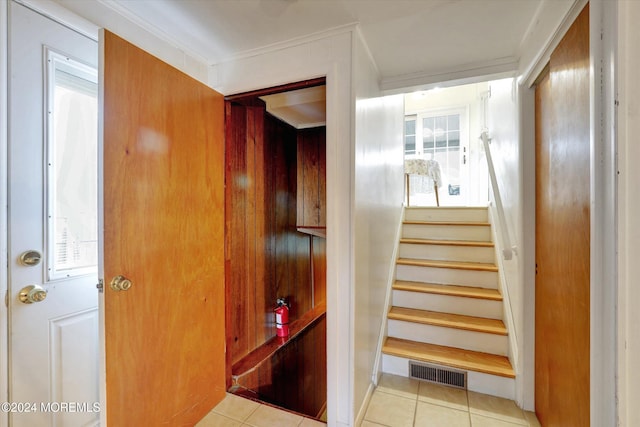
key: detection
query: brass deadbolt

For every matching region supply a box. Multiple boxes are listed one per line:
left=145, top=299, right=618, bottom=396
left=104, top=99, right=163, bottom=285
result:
left=19, top=250, right=41, bottom=266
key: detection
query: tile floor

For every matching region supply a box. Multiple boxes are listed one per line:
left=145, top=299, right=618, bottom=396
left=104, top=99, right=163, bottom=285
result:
left=196, top=393, right=325, bottom=427
left=362, top=373, right=541, bottom=427
left=196, top=373, right=541, bottom=427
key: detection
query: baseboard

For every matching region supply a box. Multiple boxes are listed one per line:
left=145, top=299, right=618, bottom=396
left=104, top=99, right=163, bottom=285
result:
left=487, top=204, right=521, bottom=404
left=354, top=382, right=375, bottom=427
left=371, top=203, right=405, bottom=385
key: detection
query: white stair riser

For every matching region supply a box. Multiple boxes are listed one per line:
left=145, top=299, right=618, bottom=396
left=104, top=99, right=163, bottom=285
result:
left=392, top=290, right=502, bottom=319
left=404, top=208, right=488, bottom=223
left=387, top=319, right=508, bottom=356
left=381, top=354, right=411, bottom=377
left=382, top=353, right=409, bottom=377
left=402, top=224, right=491, bottom=241
left=467, top=371, right=516, bottom=401
left=381, top=354, right=515, bottom=401
left=396, top=265, right=498, bottom=289
left=399, top=243, right=495, bottom=264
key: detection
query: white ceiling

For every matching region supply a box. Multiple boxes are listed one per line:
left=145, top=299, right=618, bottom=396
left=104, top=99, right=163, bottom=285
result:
left=260, top=86, right=326, bottom=129
left=94, top=0, right=545, bottom=81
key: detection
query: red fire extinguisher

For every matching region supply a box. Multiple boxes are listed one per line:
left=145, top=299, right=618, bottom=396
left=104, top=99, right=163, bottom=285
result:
left=275, top=298, right=289, bottom=338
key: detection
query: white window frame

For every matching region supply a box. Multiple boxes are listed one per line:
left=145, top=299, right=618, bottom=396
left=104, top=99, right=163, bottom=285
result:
left=45, top=47, right=98, bottom=281
left=406, top=106, right=468, bottom=159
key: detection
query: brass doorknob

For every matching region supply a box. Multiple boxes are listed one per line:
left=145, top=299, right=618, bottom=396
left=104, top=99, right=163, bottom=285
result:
left=19, top=285, right=47, bottom=304
left=110, top=275, right=132, bottom=291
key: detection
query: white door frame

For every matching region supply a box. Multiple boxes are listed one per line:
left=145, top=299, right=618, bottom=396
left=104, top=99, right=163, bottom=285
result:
left=0, top=3, right=99, bottom=427
left=519, top=0, right=618, bottom=423
left=405, top=105, right=470, bottom=205
left=589, top=1, right=617, bottom=425
left=1, top=3, right=10, bottom=427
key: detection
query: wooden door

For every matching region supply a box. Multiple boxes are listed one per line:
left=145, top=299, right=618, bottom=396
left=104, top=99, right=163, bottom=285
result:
left=101, top=30, right=226, bottom=425
left=535, top=4, right=590, bottom=426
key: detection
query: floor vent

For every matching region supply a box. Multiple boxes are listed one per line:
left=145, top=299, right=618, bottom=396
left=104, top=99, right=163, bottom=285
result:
left=409, top=361, right=467, bottom=389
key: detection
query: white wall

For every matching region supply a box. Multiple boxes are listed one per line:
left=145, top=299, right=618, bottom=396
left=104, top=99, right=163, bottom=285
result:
left=214, top=30, right=355, bottom=427
left=518, top=0, right=577, bottom=85
left=352, top=31, right=404, bottom=422
left=486, top=78, right=528, bottom=407
left=617, top=1, right=640, bottom=425
left=405, top=83, right=489, bottom=205
left=52, top=0, right=209, bottom=84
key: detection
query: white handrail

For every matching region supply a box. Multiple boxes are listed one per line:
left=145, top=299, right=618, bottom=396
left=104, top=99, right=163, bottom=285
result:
left=480, top=130, right=516, bottom=260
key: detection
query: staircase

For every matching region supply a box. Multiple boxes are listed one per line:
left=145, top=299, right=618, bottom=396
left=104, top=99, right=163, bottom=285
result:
left=381, top=206, right=515, bottom=399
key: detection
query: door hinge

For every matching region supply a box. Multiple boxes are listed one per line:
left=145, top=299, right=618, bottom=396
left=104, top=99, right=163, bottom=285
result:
left=96, top=279, right=104, bottom=294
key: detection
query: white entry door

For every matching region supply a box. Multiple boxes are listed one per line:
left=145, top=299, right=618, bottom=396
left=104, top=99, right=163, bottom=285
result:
left=404, top=108, right=469, bottom=206
left=8, top=3, right=99, bottom=426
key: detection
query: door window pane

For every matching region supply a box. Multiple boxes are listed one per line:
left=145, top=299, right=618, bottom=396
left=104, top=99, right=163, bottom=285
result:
left=448, top=115, right=460, bottom=131
left=435, top=116, right=447, bottom=135
left=47, top=51, right=98, bottom=279
left=449, top=131, right=460, bottom=147
left=404, top=116, right=416, bottom=155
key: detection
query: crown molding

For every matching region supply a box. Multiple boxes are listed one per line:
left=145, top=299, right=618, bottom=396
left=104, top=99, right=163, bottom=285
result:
left=217, top=22, right=359, bottom=65
left=15, top=0, right=99, bottom=40
left=380, top=56, right=518, bottom=94
left=520, top=0, right=587, bottom=88
left=95, top=0, right=209, bottom=64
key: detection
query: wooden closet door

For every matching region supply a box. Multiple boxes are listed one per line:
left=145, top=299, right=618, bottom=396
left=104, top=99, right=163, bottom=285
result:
left=101, top=30, right=226, bottom=425
left=535, top=4, right=590, bottom=426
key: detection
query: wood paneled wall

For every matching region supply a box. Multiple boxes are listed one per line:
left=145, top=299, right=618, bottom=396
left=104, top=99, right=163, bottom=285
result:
left=297, top=128, right=327, bottom=228
left=225, top=101, right=325, bottom=376
left=312, top=236, right=326, bottom=306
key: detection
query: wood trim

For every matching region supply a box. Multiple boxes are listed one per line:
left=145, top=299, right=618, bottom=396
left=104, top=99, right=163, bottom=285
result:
left=297, top=227, right=326, bottom=238
left=225, top=77, right=326, bottom=104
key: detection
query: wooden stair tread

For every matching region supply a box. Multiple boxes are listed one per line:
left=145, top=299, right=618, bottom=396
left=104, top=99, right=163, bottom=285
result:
left=388, top=306, right=507, bottom=335
left=399, top=238, right=494, bottom=247
left=393, top=281, right=502, bottom=301
left=383, top=337, right=515, bottom=378
left=404, top=206, right=488, bottom=210
left=403, top=220, right=490, bottom=226
left=397, top=258, right=498, bottom=272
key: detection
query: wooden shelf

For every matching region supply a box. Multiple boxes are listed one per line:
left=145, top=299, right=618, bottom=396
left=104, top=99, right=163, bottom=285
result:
left=232, top=301, right=326, bottom=379
left=297, top=226, right=326, bottom=238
